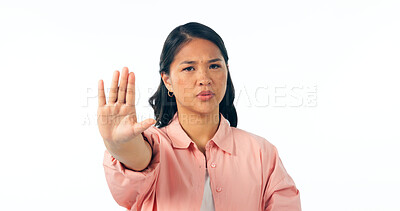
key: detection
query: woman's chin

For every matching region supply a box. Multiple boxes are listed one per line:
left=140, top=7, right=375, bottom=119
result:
left=178, top=99, right=221, bottom=115
left=192, top=105, right=220, bottom=115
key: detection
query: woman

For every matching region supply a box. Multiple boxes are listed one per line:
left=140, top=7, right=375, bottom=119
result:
left=97, top=22, right=301, bottom=211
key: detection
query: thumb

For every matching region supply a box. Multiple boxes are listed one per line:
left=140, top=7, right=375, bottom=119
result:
left=132, top=118, right=156, bottom=134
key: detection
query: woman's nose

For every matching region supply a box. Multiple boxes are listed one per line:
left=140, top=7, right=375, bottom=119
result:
left=199, top=78, right=211, bottom=85
left=198, top=68, right=211, bottom=85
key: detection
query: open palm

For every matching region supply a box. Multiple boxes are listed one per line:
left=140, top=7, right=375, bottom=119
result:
left=97, top=67, right=155, bottom=144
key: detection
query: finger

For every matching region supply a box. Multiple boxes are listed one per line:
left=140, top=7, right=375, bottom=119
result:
left=117, top=67, right=129, bottom=103
left=98, top=80, right=106, bottom=106
left=132, top=118, right=156, bottom=134
left=109, top=70, right=120, bottom=103
left=126, top=72, right=135, bottom=106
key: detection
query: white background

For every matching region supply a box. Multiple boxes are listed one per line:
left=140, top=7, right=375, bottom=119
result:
left=1, top=0, right=399, bottom=210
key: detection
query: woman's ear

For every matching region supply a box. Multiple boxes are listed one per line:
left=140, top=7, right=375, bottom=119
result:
left=161, top=72, right=172, bottom=91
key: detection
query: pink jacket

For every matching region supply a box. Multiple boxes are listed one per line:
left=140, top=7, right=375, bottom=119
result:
left=103, top=113, right=301, bottom=210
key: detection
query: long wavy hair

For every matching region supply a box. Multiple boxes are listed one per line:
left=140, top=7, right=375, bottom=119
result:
left=148, top=22, right=237, bottom=128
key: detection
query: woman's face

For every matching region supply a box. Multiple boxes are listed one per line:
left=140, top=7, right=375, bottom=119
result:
left=162, top=38, right=228, bottom=116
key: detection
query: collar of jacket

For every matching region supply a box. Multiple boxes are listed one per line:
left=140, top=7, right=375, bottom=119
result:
left=165, top=112, right=233, bottom=155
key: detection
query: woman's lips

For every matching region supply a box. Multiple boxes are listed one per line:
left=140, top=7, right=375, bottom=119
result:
left=197, top=91, right=215, bottom=101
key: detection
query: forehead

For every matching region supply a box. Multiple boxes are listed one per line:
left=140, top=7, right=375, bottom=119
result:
left=172, top=38, right=223, bottom=63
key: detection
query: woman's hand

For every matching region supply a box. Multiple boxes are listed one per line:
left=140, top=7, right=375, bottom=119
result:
left=97, top=67, right=155, bottom=146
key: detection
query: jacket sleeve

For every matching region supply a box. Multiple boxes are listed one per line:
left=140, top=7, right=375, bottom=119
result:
left=103, top=127, right=161, bottom=210
left=263, top=145, right=301, bottom=211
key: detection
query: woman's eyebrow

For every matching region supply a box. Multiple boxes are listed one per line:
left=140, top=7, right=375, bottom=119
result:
left=179, top=58, right=222, bottom=65
left=208, top=58, right=222, bottom=63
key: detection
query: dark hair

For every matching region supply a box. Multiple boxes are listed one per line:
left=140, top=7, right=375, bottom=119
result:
left=148, top=22, right=237, bottom=128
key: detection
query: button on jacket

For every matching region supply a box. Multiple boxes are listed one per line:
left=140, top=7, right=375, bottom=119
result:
left=103, top=113, right=301, bottom=211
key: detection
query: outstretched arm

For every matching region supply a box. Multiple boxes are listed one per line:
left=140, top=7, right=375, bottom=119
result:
left=97, top=67, right=155, bottom=171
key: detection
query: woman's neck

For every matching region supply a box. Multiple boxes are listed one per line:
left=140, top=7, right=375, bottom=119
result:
left=177, top=110, right=220, bottom=153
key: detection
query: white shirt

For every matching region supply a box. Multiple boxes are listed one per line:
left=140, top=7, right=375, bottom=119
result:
left=200, top=168, right=215, bottom=210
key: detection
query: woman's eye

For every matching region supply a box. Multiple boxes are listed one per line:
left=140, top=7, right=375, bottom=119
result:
left=183, top=66, right=194, bottom=71
left=210, top=64, right=221, bottom=69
